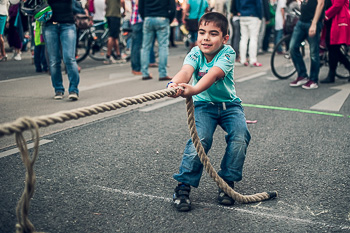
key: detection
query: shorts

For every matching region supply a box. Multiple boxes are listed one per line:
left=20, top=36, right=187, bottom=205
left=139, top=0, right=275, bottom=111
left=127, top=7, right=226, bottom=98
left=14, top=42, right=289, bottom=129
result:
left=106, top=16, right=120, bottom=39
left=0, top=15, right=7, bottom=35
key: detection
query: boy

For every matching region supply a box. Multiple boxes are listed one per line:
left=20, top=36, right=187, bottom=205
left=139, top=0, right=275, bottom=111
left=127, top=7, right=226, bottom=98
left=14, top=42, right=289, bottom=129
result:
left=167, top=12, right=251, bottom=212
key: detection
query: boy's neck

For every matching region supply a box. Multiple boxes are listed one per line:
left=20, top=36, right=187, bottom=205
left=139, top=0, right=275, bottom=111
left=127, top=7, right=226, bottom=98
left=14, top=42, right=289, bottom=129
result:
left=203, top=44, right=225, bottom=63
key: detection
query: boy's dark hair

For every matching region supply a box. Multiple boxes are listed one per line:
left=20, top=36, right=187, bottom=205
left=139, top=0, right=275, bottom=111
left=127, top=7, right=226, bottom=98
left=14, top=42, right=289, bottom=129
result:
left=198, top=12, right=229, bottom=36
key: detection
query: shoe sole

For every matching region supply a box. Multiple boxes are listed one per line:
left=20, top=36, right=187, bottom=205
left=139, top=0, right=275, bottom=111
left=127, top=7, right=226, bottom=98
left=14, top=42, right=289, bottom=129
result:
left=54, top=96, right=63, bottom=100
left=175, top=203, right=191, bottom=212
left=68, top=95, right=79, bottom=101
left=289, top=81, right=308, bottom=87
left=302, top=85, right=318, bottom=90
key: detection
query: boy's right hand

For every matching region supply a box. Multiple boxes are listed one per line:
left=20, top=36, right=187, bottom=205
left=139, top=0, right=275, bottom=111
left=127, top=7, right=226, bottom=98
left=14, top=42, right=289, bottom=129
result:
left=167, top=82, right=183, bottom=98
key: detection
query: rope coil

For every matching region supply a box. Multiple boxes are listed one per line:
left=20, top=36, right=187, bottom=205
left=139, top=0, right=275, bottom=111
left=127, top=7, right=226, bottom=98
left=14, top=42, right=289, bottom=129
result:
left=0, top=88, right=277, bottom=233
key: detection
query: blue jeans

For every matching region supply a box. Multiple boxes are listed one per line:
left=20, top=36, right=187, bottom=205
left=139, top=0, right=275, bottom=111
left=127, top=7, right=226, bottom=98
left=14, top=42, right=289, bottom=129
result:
left=274, top=29, right=283, bottom=53
left=43, top=23, right=80, bottom=94
left=34, top=44, right=48, bottom=72
left=289, top=20, right=323, bottom=82
left=141, top=17, right=169, bottom=77
left=131, top=22, right=156, bottom=71
left=173, top=101, right=251, bottom=188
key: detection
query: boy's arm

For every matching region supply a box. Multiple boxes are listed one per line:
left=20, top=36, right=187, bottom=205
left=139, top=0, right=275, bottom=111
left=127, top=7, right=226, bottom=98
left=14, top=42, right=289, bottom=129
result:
left=309, top=0, right=324, bottom=37
left=179, top=66, right=225, bottom=98
left=168, top=64, right=195, bottom=97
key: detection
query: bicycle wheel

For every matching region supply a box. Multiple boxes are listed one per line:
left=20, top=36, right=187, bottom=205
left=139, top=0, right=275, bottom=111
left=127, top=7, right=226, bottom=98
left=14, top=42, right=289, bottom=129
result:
left=270, top=35, right=297, bottom=79
left=89, top=29, right=109, bottom=61
left=76, top=30, right=90, bottom=63
left=335, top=45, right=350, bottom=79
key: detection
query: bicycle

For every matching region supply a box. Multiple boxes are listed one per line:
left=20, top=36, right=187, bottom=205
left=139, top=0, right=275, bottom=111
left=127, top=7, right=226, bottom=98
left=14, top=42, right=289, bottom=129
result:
left=270, top=34, right=350, bottom=80
left=76, top=20, right=130, bottom=63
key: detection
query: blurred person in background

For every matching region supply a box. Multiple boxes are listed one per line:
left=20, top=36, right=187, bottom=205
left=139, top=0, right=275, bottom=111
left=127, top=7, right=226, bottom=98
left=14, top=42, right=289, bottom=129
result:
left=321, top=0, right=350, bottom=83
left=182, top=0, right=209, bottom=51
left=43, top=0, right=80, bottom=100
left=7, top=1, right=23, bottom=61
left=0, top=0, right=9, bottom=61
left=139, top=0, right=175, bottom=81
left=104, top=0, right=125, bottom=64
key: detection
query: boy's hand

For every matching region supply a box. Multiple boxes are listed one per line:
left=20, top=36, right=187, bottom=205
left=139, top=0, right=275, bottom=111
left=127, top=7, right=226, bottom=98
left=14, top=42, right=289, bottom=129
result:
left=167, top=82, right=183, bottom=98
left=178, top=83, right=196, bottom=98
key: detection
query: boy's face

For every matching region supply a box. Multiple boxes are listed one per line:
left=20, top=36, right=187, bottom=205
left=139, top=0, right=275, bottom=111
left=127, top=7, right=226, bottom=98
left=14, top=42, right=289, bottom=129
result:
left=197, top=22, right=229, bottom=61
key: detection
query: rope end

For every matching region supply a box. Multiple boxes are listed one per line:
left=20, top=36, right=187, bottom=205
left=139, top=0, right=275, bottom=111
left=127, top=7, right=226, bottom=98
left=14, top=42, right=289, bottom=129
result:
left=267, top=191, right=278, bottom=200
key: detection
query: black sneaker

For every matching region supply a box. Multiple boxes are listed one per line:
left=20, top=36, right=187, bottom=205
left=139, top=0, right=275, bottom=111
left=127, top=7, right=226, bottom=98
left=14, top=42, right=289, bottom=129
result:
left=173, top=183, right=191, bottom=212
left=54, top=92, right=64, bottom=100
left=218, top=181, right=235, bottom=206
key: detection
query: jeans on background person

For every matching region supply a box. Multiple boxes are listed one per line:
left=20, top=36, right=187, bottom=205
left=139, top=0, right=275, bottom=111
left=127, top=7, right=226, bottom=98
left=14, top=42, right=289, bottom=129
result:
left=131, top=22, right=157, bottom=72
left=173, top=101, right=251, bottom=188
left=274, top=29, right=283, bottom=52
left=231, top=18, right=240, bottom=60
left=34, top=44, right=48, bottom=72
left=289, top=20, right=322, bottom=83
left=141, top=17, right=170, bottom=78
left=43, top=23, right=80, bottom=95
left=262, top=25, right=273, bottom=52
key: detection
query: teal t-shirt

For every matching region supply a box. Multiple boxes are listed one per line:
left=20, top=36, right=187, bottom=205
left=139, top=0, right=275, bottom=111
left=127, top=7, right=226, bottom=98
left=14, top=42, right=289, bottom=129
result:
left=183, top=45, right=241, bottom=103
left=188, top=0, right=208, bottom=19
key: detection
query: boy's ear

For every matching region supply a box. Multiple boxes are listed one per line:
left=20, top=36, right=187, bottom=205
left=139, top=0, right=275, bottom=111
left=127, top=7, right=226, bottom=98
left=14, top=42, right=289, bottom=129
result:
left=222, top=34, right=229, bottom=44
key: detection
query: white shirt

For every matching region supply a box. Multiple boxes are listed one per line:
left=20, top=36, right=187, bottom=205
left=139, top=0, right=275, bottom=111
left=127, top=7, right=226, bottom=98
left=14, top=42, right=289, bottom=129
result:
left=0, top=0, right=9, bottom=16
left=275, top=0, right=286, bottom=30
left=93, top=0, right=106, bottom=21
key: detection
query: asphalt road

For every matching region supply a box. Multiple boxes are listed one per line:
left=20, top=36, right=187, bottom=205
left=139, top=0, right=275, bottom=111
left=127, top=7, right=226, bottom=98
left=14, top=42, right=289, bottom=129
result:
left=0, top=43, right=349, bottom=232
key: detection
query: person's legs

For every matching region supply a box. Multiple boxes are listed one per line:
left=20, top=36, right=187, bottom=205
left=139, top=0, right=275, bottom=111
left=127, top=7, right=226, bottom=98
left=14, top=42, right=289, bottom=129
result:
left=239, top=17, right=249, bottom=64
left=141, top=17, right=155, bottom=77
left=131, top=22, right=143, bottom=71
left=173, top=101, right=218, bottom=188
left=274, top=29, right=283, bottom=53
left=258, top=17, right=266, bottom=52
left=218, top=102, right=250, bottom=182
left=34, top=45, right=42, bottom=72
left=155, top=17, right=170, bottom=78
left=40, top=45, right=48, bottom=71
left=60, top=24, right=80, bottom=95
left=263, top=25, right=272, bottom=52
left=43, top=24, right=64, bottom=94
left=0, top=15, right=6, bottom=58
left=307, top=21, right=322, bottom=83
left=247, top=17, right=261, bottom=64
left=289, top=21, right=308, bottom=79
left=233, top=19, right=240, bottom=60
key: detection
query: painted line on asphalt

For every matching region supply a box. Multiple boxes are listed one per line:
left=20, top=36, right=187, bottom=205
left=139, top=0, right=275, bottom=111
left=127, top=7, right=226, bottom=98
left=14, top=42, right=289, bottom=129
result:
left=235, top=72, right=267, bottom=82
left=0, top=139, right=53, bottom=159
left=242, top=103, right=349, bottom=118
left=139, top=98, right=185, bottom=112
left=95, top=185, right=350, bottom=231
left=79, top=76, right=140, bottom=92
left=310, top=83, right=350, bottom=112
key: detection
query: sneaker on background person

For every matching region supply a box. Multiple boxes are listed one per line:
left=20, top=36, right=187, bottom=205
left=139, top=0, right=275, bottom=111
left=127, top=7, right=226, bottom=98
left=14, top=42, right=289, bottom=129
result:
left=289, top=77, right=309, bottom=87
left=302, top=80, right=319, bottom=89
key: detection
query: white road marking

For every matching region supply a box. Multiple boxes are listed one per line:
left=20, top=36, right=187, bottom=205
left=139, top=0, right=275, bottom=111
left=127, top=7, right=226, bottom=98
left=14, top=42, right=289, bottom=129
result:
left=79, top=76, right=140, bottom=92
left=95, top=185, right=350, bottom=230
left=139, top=98, right=185, bottom=112
left=235, top=72, right=267, bottom=83
left=310, top=84, right=350, bottom=112
left=0, top=139, right=53, bottom=158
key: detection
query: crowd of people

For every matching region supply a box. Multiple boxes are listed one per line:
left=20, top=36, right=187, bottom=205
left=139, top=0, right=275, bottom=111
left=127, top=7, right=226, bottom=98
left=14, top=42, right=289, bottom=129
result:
left=0, top=0, right=349, bottom=98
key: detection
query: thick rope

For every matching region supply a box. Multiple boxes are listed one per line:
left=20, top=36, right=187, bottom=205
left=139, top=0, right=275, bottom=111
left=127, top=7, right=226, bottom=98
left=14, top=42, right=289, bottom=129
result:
left=0, top=89, right=277, bottom=232
left=185, top=97, right=278, bottom=203
left=15, top=118, right=39, bottom=233
left=0, top=89, right=177, bottom=138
